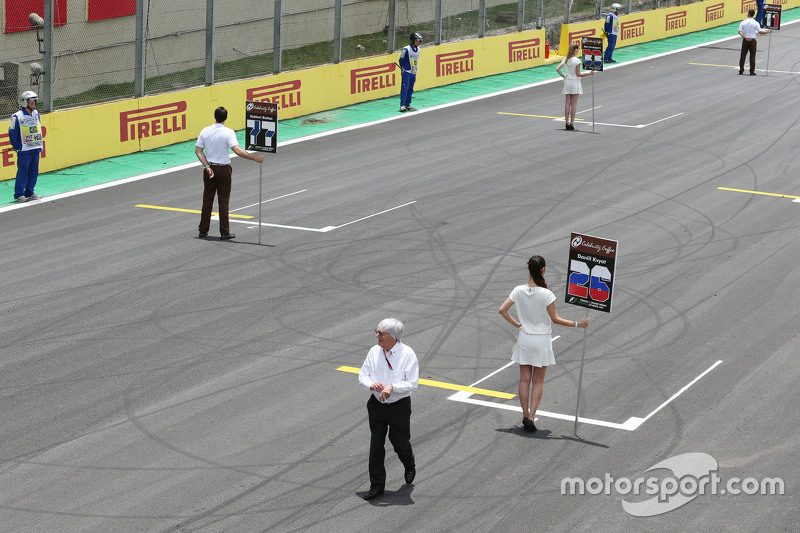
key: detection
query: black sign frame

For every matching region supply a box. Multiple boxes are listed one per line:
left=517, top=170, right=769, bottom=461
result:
left=581, top=36, right=604, bottom=72
left=763, top=4, right=781, bottom=30
left=245, top=101, right=278, bottom=153
left=565, top=232, right=619, bottom=313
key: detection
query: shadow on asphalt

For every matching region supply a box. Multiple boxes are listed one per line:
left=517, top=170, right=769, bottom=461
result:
left=356, top=484, right=415, bottom=506
left=495, top=427, right=609, bottom=448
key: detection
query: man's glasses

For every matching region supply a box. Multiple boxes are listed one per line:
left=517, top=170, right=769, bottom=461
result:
left=374, top=330, right=388, bottom=337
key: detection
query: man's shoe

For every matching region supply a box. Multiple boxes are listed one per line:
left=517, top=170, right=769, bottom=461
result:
left=606, top=59, right=617, bottom=63
left=220, top=233, right=236, bottom=240
left=198, top=232, right=208, bottom=238
left=405, top=467, right=416, bottom=484
left=406, top=106, right=417, bottom=112
left=363, top=487, right=384, bottom=500
left=27, top=193, right=41, bottom=200
left=739, top=70, right=744, bottom=75
left=750, top=72, right=757, bottom=76
left=15, top=196, right=28, bottom=203
left=399, top=106, right=407, bottom=112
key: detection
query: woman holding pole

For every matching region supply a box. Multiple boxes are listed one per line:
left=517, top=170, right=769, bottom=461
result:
left=555, top=43, right=594, bottom=131
left=499, top=256, right=589, bottom=432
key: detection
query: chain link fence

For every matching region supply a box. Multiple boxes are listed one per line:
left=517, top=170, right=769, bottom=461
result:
left=0, top=0, right=707, bottom=113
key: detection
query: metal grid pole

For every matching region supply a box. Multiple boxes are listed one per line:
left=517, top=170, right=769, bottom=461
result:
left=205, top=0, right=214, bottom=85
left=435, top=0, right=443, bottom=44
left=479, top=0, right=486, bottom=37
left=273, top=0, right=283, bottom=74
left=333, top=0, right=342, bottom=63
left=134, top=0, right=146, bottom=97
left=387, top=0, right=397, bottom=52
left=565, top=0, right=572, bottom=24
left=537, top=0, right=544, bottom=28
left=42, top=0, right=54, bottom=111
left=517, top=0, right=525, bottom=31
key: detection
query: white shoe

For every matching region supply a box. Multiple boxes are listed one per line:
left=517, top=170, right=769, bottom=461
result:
left=15, top=196, right=28, bottom=203
left=399, top=106, right=407, bottom=112
left=27, top=193, right=41, bottom=200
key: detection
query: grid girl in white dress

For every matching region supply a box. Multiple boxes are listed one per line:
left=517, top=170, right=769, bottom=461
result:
left=555, top=43, right=594, bottom=130
left=498, top=255, right=589, bottom=432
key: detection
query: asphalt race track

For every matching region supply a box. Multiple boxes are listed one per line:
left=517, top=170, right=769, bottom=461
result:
left=1, top=27, right=799, bottom=532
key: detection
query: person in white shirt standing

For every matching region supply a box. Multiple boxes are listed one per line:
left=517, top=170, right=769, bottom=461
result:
left=498, top=256, right=589, bottom=432
left=739, top=8, right=770, bottom=76
left=195, top=106, right=263, bottom=240
left=358, top=318, right=419, bottom=500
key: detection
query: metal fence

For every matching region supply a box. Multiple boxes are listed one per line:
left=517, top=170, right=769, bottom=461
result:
left=0, top=0, right=699, bottom=114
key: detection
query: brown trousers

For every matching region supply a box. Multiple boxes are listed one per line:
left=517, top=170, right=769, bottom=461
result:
left=740, top=38, right=757, bottom=74
left=198, top=164, right=232, bottom=235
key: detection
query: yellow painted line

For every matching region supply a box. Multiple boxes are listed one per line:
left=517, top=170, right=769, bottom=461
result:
left=688, top=62, right=738, bottom=70
left=498, top=111, right=586, bottom=123
left=135, top=204, right=255, bottom=219
left=717, top=187, right=800, bottom=200
left=336, top=365, right=516, bottom=400
left=499, top=111, right=562, bottom=120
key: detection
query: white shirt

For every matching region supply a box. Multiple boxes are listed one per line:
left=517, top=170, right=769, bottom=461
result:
left=739, top=18, right=762, bottom=40
left=508, top=285, right=556, bottom=334
left=196, top=123, right=238, bottom=164
left=358, top=342, right=419, bottom=403
left=563, top=56, right=581, bottom=80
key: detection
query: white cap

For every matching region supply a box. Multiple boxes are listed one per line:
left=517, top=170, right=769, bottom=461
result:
left=611, top=3, right=622, bottom=9
left=19, top=90, right=38, bottom=107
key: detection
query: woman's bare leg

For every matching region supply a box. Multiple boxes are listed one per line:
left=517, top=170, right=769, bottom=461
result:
left=529, top=366, right=548, bottom=419
left=518, top=365, right=533, bottom=418
left=564, top=96, right=570, bottom=125
left=569, top=95, right=579, bottom=125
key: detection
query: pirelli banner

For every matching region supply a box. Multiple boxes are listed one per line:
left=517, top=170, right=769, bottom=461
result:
left=0, top=29, right=547, bottom=180
left=559, top=0, right=799, bottom=53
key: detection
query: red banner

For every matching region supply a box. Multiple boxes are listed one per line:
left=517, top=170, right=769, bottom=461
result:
left=87, top=0, right=136, bottom=22
left=4, top=0, right=67, bottom=33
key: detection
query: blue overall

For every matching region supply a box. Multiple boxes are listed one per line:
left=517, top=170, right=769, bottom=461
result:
left=603, top=12, right=619, bottom=62
left=8, top=107, right=42, bottom=200
left=399, top=44, right=419, bottom=108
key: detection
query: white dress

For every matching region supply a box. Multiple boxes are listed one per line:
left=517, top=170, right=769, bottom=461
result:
left=562, top=56, right=583, bottom=95
left=509, top=285, right=557, bottom=367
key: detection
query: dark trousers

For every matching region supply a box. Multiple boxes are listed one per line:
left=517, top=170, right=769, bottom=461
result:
left=367, top=395, right=414, bottom=490
left=400, top=71, right=416, bottom=107
left=604, top=34, right=617, bottom=61
left=199, top=164, right=232, bottom=235
left=740, top=38, right=757, bottom=74
left=14, top=149, right=40, bottom=199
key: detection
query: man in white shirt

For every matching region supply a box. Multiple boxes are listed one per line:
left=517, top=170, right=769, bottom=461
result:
left=358, top=318, right=419, bottom=500
left=195, top=106, right=264, bottom=240
left=738, top=8, right=769, bottom=76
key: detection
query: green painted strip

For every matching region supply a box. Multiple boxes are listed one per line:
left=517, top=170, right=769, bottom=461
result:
left=3, top=10, right=798, bottom=204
